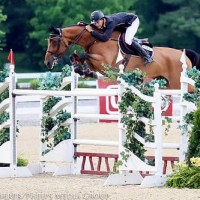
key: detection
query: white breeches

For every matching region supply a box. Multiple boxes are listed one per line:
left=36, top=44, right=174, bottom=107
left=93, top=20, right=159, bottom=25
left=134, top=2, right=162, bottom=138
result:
left=125, top=17, right=139, bottom=45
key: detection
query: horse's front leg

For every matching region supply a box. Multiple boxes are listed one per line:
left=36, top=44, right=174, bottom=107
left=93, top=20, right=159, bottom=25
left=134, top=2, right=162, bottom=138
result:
left=82, top=61, right=98, bottom=79
left=69, top=53, right=84, bottom=76
left=69, top=52, right=98, bottom=79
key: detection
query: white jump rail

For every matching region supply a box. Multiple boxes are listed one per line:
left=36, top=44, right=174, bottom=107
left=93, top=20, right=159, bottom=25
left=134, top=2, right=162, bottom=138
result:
left=13, top=88, right=118, bottom=96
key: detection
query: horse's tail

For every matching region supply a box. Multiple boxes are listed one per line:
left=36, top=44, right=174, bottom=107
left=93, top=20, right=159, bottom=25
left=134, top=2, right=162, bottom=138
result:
left=185, top=49, right=200, bottom=71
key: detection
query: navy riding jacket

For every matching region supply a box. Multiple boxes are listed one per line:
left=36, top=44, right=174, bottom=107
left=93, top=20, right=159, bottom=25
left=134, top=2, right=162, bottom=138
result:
left=91, top=12, right=137, bottom=41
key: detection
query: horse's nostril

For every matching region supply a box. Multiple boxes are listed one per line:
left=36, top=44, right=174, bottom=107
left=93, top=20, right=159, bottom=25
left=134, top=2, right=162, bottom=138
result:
left=47, top=62, right=51, bottom=69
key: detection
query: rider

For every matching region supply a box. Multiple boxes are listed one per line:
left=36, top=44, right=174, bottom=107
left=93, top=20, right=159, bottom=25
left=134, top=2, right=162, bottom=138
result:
left=85, top=10, right=153, bottom=66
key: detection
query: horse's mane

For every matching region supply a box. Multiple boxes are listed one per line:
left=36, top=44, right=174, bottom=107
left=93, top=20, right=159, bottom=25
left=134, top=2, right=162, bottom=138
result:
left=63, top=21, right=89, bottom=29
left=48, top=23, right=88, bottom=37
left=48, top=22, right=120, bottom=41
left=61, top=23, right=105, bottom=35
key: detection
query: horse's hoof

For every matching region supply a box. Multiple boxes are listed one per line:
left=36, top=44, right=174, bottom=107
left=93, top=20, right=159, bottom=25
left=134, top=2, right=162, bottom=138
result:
left=92, top=72, right=98, bottom=79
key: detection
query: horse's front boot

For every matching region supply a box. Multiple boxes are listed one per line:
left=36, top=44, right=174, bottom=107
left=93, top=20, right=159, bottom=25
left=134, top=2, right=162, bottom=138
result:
left=84, top=71, right=98, bottom=79
left=74, top=65, right=84, bottom=76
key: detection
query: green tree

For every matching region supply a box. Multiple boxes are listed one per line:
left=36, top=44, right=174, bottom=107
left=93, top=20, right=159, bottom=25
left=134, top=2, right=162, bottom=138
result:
left=0, top=7, right=7, bottom=50
left=2, top=0, right=33, bottom=51
left=132, top=0, right=200, bottom=51
left=129, top=0, right=167, bottom=37
left=1, top=0, right=35, bottom=71
left=155, top=0, right=200, bottom=50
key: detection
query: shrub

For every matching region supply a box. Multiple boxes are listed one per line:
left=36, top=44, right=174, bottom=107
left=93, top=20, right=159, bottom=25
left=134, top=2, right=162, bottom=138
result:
left=166, top=158, right=200, bottom=189
left=30, top=79, right=39, bottom=89
left=187, top=100, right=200, bottom=160
left=17, top=156, right=28, bottom=166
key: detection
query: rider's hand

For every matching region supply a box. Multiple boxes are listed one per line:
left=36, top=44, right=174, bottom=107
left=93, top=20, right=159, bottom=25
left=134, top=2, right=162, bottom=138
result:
left=85, top=25, right=93, bottom=33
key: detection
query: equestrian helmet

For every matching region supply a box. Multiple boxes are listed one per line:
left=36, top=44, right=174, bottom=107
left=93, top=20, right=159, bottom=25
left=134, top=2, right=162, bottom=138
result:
left=90, top=10, right=104, bottom=24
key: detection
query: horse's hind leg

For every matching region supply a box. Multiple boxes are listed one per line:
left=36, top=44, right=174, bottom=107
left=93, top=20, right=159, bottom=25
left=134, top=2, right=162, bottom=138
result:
left=168, top=75, right=195, bottom=92
left=168, top=75, right=181, bottom=89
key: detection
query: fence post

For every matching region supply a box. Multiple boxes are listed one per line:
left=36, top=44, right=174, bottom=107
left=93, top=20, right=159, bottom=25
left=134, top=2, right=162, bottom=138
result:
left=153, top=83, right=163, bottom=175
left=9, top=64, right=17, bottom=177
left=179, top=50, right=188, bottom=162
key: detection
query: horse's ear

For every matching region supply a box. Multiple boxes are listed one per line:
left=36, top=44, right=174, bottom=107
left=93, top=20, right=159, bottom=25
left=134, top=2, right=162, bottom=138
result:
left=49, top=25, right=56, bottom=32
left=49, top=25, right=61, bottom=36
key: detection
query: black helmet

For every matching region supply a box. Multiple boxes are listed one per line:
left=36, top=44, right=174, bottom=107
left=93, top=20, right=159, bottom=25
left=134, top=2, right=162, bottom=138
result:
left=90, top=10, right=104, bottom=24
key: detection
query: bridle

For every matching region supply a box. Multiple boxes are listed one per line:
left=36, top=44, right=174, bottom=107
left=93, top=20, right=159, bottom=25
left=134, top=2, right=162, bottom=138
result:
left=47, top=36, right=67, bottom=56
left=46, top=28, right=87, bottom=66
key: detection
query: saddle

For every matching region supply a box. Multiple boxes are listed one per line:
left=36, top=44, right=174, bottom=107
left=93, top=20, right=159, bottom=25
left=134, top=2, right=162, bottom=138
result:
left=119, top=33, right=154, bottom=57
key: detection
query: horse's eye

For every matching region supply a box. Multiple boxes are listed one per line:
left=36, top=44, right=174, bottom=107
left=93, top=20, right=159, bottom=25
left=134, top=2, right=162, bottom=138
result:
left=49, top=38, right=59, bottom=47
left=52, top=40, right=58, bottom=47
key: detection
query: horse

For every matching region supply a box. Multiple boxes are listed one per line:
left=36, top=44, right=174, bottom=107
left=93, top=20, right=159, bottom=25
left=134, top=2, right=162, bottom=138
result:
left=44, top=24, right=200, bottom=91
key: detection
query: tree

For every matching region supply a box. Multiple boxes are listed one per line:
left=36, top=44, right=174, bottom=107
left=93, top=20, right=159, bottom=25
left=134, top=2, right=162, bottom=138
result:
left=1, top=0, right=36, bottom=71
left=154, top=0, right=200, bottom=50
left=2, top=0, right=34, bottom=51
left=132, top=0, right=200, bottom=51
left=0, top=7, right=7, bottom=50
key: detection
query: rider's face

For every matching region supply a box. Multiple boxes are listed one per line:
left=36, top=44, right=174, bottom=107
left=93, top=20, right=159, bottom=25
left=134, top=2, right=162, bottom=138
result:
left=94, top=19, right=104, bottom=29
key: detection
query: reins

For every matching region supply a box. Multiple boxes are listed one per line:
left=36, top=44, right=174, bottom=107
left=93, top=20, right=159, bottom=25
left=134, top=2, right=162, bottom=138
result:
left=69, top=28, right=87, bottom=48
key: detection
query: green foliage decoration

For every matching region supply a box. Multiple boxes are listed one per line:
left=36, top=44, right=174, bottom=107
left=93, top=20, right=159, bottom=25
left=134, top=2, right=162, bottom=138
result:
left=179, top=68, right=200, bottom=135
left=56, top=110, right=71, bottom=125
left=38, top=72, right=62, bottom=90
left=113, top=68, right=167, bottom=161
left=183, top=92, right=199, bottom=104
left=183, top=67, right=200, bottom=105
left=37, top=65, right=72, bottom=90
left=60, top=65, right=72, bottom=81
left=103, top=65, right=119, bottom=81
left=40, top=66, right=72, bottom=152
left=0, top=67, right=10, bottom=147
left=0, top=67, right=9, bottom=82
left=0, top=128, right=9, bottom=146
left=179, top=68, right=200, bottom=134
left=187, top=67, right=200, bottom=89
left=41, top=115, right=56, bottom=135
left=0, top=88, right=9, bottom=104
left=43, top=97, right=62, bottom=113
left=0, top=67, right=9, bottom=124
left=0, top=111, right=9, bottom=125
left=53, top=126, right=71, bottom=146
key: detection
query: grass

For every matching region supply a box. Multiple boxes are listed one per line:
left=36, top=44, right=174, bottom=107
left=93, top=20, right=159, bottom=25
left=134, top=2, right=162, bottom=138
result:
left=17, top=78, right=35, bottom=83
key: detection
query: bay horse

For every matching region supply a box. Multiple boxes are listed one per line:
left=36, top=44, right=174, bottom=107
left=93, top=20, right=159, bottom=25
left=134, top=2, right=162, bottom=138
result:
left=44, top=25, right=200, bottom=90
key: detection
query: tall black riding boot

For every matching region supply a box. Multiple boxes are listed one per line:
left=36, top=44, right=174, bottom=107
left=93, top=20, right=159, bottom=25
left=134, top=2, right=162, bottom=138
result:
left=131, top=41, right=153, bottom=66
